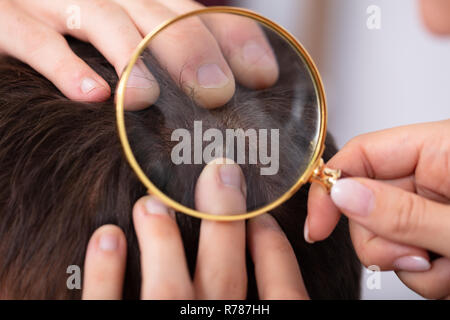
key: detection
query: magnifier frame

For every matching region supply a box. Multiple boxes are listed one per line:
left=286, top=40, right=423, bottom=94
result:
left=116, top=6, right=327, bottom=221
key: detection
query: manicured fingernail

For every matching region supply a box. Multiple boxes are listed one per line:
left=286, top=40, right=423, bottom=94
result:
left=81, top=77, right=100, bottom=94
left=243, top=40, right=276, bottom=68
left=393, top=256, right=431, bottom=272
left=254, top=213, right=282, bottom=232
left=144, top=197, right=169, bottom=215
left=127, top=64, right=154, bottom=89
left=330, top=179, right=374, bottom=216
left=219, top=163, right=243, bottom=191
left=99, top=233, right=119, bottom=252
left=304, top=220, right=314, bottom=244
left=197, top=63, right=229, bottom=89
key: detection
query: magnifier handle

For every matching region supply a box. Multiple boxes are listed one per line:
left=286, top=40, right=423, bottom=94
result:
left=309, top=158, right=345, bottom=193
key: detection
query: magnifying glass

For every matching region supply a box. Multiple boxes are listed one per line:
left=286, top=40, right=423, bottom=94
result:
left=115, top=6, right=341, bottom=221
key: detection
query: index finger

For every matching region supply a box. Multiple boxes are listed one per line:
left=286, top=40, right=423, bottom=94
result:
left=307, top=119, right=450, bottom=242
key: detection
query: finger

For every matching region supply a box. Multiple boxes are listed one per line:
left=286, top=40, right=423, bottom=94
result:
left=306, top=120, right=450, bottom=243
left=16, top=0, right=159, bottom=110
left=0, top=1, right=110, bottom=102
left=305, top=182, right=341, bottom=243
left=306, top=179, right=405, bottom=244
left=248, top=214, right=309, bottom=300
left=194, top=159, right=247, bottom=299
left=349, top=221, right=430, bottom=272
left=82, top=225, right=127, bottom=300
left=115, top=0, right=235, bottom=109
left=384, top=175, right=450, bottom=203
left=133, top=196, right=194, bottom=299
left=203, top=16, right=279, bottom=89
left=305, top=174, right=442, bottom=243
left=420, top=0, right=450, bottom=35
left=160, top=0, right=279, bottom=89
left=397, top=257, right=450, bottom=300
left=328, top=120, right=450, bottom=186
left=331, top=178, right=450, bottom=257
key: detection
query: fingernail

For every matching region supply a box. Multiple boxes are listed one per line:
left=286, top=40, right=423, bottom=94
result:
left=127, top=64, right=154, bottom=89
left=330, top=179, right=374, bottom=216
left=304, top=220, right=314, bottom=244
left=243, top=40, right=275, bottom=67
left=393, top=256, right=431, bottom=272
left=144, top=197, right=169, bottom=215
left=81, top=77, right=100, bottom=94
left=254, top=214, right=282, bottom=232
left=197, top=63, right=229, bottom=89
left=219, top=163, right=243, bottom=191
left=99, top=233, right=119, bottom=252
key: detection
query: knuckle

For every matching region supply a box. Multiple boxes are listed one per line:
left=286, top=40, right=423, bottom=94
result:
left=344, top=135, right=363, bottom=150
left=90, top=0, right=115, bottom=10
left=135, top=0, right=168, bottom=17
left=221, top=21, right=268, bottom=55
left=431, top=137, right=450, bottom=197
left=390, top=193, right=423, bottom=237
left=25, top=28, right=54, bottom=57
left=355, top=248, right=374, bottom=268
left=89, top=0, right=123, bottom=16
left=343, top=133, right=372, bottom=159
left=353, top=239, right=379, bottom=268
left=162, top=18, right=208, bottom=49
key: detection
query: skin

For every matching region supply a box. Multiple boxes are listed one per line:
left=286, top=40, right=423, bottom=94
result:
left=306, top=120, right=450, bottom=299
left=420, top=0, right=450, bottom=35
left=305, top=3, right=450, bottom=300
left=82, top=160, right=309, bottom=300
left=0, top=0, right=278, bottom=110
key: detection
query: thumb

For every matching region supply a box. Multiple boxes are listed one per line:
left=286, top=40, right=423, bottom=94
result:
left=330, top=178, right=450, bottom=257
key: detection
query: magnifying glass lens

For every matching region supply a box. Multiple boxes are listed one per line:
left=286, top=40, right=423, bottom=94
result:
left=119, top=10, right=323, bottom=218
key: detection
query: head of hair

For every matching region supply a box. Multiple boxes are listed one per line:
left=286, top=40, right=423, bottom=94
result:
left=0, top=36, right=361, bottom=299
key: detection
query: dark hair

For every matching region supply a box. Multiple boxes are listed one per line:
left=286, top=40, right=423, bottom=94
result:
left=0, top=37, right=361, bottom=299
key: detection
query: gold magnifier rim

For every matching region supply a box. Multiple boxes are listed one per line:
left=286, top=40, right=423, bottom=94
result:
left=116, top=6, right=327, bottom=221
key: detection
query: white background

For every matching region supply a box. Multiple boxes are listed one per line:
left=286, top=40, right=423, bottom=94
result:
left=231, top=0, right=450, bottom=299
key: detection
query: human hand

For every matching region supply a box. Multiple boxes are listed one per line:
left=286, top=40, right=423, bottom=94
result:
left=82, top=159, right=308, bottom=299
left=0, top=0, right=278, bottom=110
left=306, top=120, right=450, bottom=299
left=420, top=0, right=450, bottom=35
